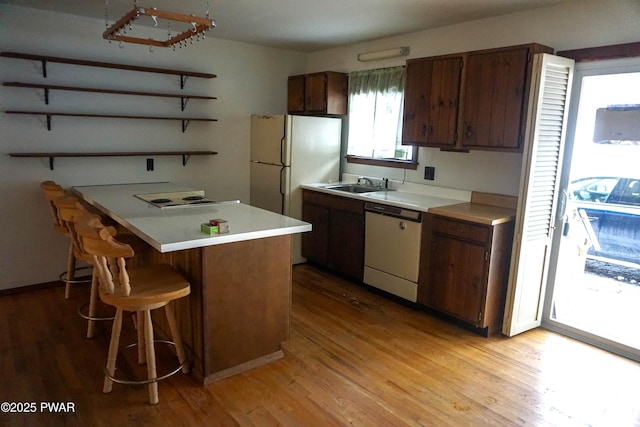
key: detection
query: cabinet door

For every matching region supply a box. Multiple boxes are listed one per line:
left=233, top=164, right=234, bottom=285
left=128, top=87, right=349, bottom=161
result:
left=288, top=75, right=305, bottom=113
left=329, top=208, right=364, bottom=281
left=427, top=234, right=487, bottom=325
left=305, top=73, right=328, bottom=113
left=461, top=47, right=530, bottom=150
left=403, top=57, right=462, bottom=147
left=301, top=202, right=330, bottom=265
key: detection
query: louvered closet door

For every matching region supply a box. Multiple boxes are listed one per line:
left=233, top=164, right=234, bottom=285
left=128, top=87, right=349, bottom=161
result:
left=502, top=54, right=575, bottom=336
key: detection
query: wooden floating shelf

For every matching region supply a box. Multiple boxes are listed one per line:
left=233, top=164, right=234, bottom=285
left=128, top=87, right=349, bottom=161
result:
left=0, top=51, right=216, bottom=84
left=5, top=110, right=217, bottom=132
left=3, top=82, right=216, bottom=109
left=9, top=151, right=218, bottom=170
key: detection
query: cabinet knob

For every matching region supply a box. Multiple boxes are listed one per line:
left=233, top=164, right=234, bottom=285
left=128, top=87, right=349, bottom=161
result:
left=399, top=221, right=407, bottom=230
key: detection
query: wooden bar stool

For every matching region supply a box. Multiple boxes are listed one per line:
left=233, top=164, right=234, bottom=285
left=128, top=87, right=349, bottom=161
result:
left=40, top=181, right=91, bottom=299
left=56, top=195, right=116, bottom=338
left=76, top=217, right=191, bottom=405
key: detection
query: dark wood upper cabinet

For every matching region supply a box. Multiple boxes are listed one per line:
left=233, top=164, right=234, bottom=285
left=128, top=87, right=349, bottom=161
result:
left=402, top=55, right=463, bottom=148
left=461, top=46, right=540, bottom=150
left=287, top=71, right=348, bottom=116
left=402, top=43, right=553, bottom=152
left=287, top=75, right=306, bottom=113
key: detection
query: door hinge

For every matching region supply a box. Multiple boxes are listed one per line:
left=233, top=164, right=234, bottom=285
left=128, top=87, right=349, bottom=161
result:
left=484, top=251, right=489, bottom=261
left=478, top=311, right=483, bottom=322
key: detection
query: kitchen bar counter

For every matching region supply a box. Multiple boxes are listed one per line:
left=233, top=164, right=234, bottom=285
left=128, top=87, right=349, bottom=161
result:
left=74, top=182, right=311, bottom=252
left=73, top=182, right=311, bottom=385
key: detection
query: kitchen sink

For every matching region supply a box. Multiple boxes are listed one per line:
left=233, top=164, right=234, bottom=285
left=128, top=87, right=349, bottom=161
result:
left=322, top=183, right=386, bottom=193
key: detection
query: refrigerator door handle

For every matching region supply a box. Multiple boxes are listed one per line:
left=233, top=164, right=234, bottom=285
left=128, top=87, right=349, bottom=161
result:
left=280, top=135, right=287, bottom=166
left=279, top=165, right=287, bottom=214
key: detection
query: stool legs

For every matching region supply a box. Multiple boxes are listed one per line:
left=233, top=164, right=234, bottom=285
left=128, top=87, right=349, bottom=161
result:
left=136, top=311, right=146, bottom=364
left=143, top=310, right=159, bottom=405
left=103, top=308, right=123, bottom=394
left=102, top=306, right=187, bottom=404
left=86, top=272, right=99, bottom=338
left=64, top=241, right=76, bottom=299
left=165, top=303, right=189, bottom=374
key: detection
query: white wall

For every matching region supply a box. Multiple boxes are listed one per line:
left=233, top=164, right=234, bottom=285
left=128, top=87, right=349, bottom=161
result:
left=307, top=0, right=640, bottom=195
left=0, top=5, right=306, bottom=289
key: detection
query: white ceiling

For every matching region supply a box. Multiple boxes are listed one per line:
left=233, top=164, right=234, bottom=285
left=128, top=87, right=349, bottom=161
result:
left=0, top=0, right=567, bottom=52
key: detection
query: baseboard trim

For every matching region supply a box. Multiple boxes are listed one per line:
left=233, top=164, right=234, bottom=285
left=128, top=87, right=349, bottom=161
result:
left=0, top=278, right=83, bottom=297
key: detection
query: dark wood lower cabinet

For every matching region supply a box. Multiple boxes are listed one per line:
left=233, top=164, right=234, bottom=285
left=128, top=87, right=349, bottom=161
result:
left=302, top=190, right=364, bottom=282
left=419, top=214, right=515, bottom=336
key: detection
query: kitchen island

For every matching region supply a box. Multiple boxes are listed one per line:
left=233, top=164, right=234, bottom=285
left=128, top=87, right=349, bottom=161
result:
left=73, top=182, right=311, bottom=384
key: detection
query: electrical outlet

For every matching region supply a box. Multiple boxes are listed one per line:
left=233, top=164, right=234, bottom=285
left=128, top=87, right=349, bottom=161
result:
left=424, top=166, right=435, bottom=180
left=146, top=158, right=154, bottom=171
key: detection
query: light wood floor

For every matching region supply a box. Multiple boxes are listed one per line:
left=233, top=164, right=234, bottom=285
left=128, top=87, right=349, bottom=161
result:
left=2, top=264, right=640, bottom=426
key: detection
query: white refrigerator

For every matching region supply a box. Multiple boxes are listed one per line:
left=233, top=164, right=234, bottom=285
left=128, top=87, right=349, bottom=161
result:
left=250, top=114, right=342, bottom=264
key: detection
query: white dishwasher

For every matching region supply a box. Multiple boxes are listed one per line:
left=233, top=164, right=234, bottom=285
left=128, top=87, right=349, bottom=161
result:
left=363, top=202, right=422, bottom=302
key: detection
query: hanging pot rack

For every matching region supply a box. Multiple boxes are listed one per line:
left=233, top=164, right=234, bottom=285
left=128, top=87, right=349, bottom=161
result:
left=103, top=1, right=215, bottom=49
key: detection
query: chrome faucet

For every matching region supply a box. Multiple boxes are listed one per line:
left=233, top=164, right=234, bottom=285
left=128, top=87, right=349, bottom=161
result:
left=357, top=176, right=374, bottom=187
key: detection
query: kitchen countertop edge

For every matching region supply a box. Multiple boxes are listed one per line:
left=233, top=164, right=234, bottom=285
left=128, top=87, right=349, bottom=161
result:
left=301, top=184, right=515, bottom=225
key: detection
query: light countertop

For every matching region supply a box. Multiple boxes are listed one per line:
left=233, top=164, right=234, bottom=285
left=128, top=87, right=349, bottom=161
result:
left=301, top=183, right=515, bottom=225
left=428, top=202, right=516, bottom=225
left=73, top=182, right=311, bottom=253
left=300, top=183, right=466, bottom=212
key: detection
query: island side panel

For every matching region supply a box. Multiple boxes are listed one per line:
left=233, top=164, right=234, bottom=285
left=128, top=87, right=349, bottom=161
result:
left=141, top=245, right=207, bottom=380
left=202, top=234, right=292, bottom=382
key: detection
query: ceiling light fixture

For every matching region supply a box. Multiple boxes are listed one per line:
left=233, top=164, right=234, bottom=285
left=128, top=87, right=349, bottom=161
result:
left=103, top=0, right=215, bottom=49
left=357, top=47, right=410, bottom=62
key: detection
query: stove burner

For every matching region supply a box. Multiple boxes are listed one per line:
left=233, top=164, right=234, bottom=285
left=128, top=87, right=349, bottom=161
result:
left=150, top=198, right=172, bottom=204
left=182, top=195, right=204, bottom=201
left=189, top=200, right=215, bottom=204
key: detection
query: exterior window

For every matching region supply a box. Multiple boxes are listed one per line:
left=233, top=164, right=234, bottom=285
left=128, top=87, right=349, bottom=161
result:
left=346, top=67, right=417, bottom=169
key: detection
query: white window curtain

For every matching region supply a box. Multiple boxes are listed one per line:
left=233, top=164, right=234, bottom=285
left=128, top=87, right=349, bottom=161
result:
left=347, top=66, right=412, bottom=160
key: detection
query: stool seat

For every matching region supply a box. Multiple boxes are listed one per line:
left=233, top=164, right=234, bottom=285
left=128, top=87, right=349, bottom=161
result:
left=99, top=264, right=190, bottom=311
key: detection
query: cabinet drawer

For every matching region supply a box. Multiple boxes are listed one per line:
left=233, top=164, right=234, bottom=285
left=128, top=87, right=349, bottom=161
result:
left=432, top=216, right=489, bottom=243
left=303, top=189, right=364, bottom=214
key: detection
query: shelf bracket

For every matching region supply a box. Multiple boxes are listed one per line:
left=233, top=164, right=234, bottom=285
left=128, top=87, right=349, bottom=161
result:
left=181, top=119, right=191, bottom=133
left=180, top=75, right=189, bottom=90
left=46, top=114, right=52, bottom=131
left=180, top=96, right=190, bottom=111
left=41, top=59, right=48, bottom=78
left=44, top=88, right=50, bottom=105
left=48, top=156, right=54, bottom=170
left=182, top=154, right=191, bottom=166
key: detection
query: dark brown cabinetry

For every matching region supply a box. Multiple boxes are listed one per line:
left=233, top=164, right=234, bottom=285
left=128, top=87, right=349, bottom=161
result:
left=418, top=214, right=515, bottom=336
left=402, top=43, right=553, bottom=152
left=301, top=189, right=364, bottom=281
left=288, top=72, right=348, bottom=115
left=402, top=55, right=463, bottom=148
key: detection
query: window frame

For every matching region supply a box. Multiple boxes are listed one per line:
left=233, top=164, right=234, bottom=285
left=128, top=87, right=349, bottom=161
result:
left=345, top=66, right=418, bottom=170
